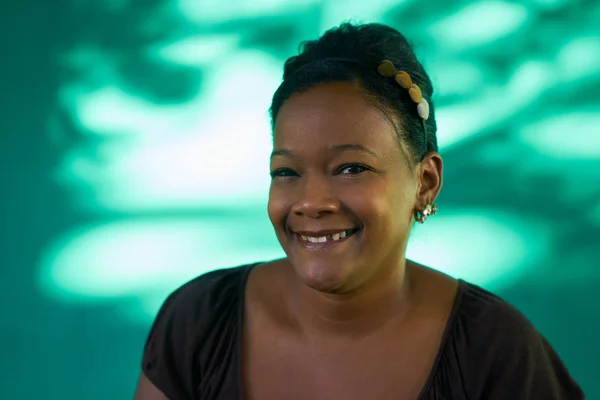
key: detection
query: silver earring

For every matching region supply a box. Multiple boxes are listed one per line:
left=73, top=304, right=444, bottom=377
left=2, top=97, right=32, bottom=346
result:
left=416, top=203, right=438, bottom=224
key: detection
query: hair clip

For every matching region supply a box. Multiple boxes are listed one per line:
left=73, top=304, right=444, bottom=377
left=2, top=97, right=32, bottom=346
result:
left=377, top=60, right=429, bottom=121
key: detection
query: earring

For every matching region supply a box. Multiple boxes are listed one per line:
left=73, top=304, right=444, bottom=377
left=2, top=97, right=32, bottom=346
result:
left=415, top=203, right=438, bottom=224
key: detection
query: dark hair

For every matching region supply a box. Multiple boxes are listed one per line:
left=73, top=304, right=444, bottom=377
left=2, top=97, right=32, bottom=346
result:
left=269, top=22, right=438, bottom=162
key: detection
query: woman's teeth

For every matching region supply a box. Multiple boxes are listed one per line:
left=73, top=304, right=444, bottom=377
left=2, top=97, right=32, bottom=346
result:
left=299, top=230, right=355, bottom=243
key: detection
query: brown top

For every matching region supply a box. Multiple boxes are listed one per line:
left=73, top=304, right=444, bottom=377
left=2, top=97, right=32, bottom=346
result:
left=141, top=263, right=584, bottom=400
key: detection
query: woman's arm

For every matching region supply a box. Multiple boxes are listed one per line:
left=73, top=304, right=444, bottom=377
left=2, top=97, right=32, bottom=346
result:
left=133, top=372, right=169, bottom=400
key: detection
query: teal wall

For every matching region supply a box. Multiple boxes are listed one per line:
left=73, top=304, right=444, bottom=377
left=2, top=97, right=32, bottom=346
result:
left=1, top=0, right=598, bottom=398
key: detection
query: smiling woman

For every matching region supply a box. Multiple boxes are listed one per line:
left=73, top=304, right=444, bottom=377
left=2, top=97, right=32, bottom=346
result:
left=268, top=81, right=431, bottom=295
left=133, top=22, right=584, bottom=400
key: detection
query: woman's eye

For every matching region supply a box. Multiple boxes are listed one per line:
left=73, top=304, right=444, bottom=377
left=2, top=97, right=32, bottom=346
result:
left=338, top=164, right=369, bottom=175
left=270, top=168, right=298, bottom=179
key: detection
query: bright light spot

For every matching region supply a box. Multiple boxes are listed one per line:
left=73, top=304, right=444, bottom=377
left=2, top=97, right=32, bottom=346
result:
left=72, top=85, right=187, bottom=137
left=408, top=210, right=548, bottom=289
left=153, top=35, right=242, bottom=65
left=431, top=62, right=485, bottom=97
left=436, top=93, right=512, bottom=149
left=320, top=0, right=412, bottom=30
left=519, top=111, right=600, bottom=159
left=177, top=0, right=319, bottom=22
left=558, top=36, right=600, bottom=81
left=55, top=51, right=281, bottom=212
left=38, top=216, right=284, bottom=304
left=435, top=101, right=490, bottom=148
left=507, top=60, right=553, bottom=104
left=436, top=60, right=555, bottom=150
left=431, top=1, right=529, bottom=49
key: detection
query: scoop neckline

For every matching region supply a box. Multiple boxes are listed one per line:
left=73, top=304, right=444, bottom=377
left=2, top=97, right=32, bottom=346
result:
left=413, top=278, right=468, bottom=399
left=235, top=263, right=468, bottom=400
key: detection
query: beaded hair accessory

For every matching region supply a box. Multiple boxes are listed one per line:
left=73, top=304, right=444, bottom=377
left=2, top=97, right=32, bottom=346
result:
left=376, top=59, right=429, bottom=148
left=377, top=60, right=436, bottom=223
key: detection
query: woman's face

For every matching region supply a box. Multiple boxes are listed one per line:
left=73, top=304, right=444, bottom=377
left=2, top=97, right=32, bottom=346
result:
left=268, top=82, right=436, bottom=294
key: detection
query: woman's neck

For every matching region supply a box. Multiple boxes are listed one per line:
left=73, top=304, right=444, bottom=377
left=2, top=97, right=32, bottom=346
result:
left=288, top=257, right=414, bottom=341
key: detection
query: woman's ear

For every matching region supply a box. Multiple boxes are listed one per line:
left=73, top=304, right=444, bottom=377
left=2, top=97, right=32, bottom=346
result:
left=416, top=152, right=443, bottom=206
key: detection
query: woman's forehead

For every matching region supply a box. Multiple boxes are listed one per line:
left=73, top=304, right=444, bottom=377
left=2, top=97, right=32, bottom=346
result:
left=273, top=83, right=399, bottom=151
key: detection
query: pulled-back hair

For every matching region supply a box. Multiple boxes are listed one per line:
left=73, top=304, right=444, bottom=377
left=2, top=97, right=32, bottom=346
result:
left=269, top=22, right=438, bottom=162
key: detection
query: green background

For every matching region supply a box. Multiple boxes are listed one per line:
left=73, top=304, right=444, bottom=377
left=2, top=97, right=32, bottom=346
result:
left=1, top=0, right=599, bottom=398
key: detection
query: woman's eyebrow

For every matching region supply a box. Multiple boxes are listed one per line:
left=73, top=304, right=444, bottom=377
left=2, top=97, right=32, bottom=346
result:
left=270, top=144, right=379, bottom=159
left=325, top=144, right=380, bottom=158
left=270, top=149, right=293, bottom=159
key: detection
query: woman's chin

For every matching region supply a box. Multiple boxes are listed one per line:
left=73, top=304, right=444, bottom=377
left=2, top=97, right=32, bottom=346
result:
left=295, top=263, right=351, bottom=293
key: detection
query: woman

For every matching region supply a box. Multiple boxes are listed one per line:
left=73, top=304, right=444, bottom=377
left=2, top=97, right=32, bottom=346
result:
left=134, top=22, right=584, bottom=400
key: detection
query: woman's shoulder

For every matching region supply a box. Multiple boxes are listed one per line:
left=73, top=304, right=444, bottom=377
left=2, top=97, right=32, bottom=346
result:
left=172, top=263, right=253, bottom=299
left=408, top=261, right=539, bottom=342
left=443, top=280, right=584, bottom=398
left=140, top=262, right=259, bottom=398
left=450, top=279, right=553, bottom=359
left=153, top=262, right=257, bottom=327
left=456, top=280, right=531, bottom=328
left=452, top=280, right=559, bottom=350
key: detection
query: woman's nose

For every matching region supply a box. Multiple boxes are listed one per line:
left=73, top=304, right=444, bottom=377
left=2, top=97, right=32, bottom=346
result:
left=291, top=177, right=340, bottom=218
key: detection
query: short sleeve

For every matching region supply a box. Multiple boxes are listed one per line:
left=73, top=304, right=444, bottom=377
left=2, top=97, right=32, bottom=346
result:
left=139, top=265, right=250, bottom=400
left=142, top=286, right=191, bottom=400
left=459, top=290, right=585, bottom=399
